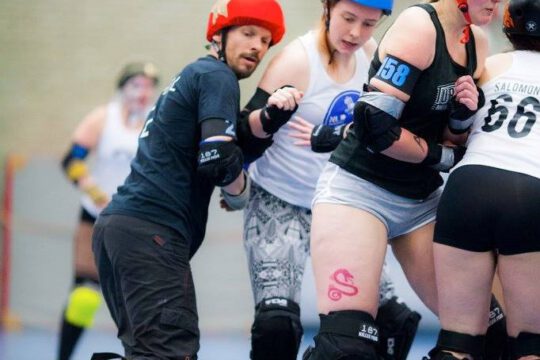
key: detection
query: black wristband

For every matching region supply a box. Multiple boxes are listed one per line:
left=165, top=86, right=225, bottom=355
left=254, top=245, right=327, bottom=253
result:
left=259, top=85, right=298, bottom=135
left=420, top=142, right=443, bottom=167
left=310, top=124, right=346, bottom=153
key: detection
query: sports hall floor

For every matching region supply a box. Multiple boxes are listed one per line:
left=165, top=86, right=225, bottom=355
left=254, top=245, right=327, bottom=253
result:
left=0, top=326, right=437, bottom=360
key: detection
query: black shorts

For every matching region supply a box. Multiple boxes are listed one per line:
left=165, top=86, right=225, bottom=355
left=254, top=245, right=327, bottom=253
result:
left=435, top=165, right=540, bottom=255
left=92, top=214, right=199, bottom=359
left=80, top=207, right=97, bottom=224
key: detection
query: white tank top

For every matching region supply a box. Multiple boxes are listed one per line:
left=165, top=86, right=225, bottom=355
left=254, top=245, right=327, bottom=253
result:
left=81, top=101, right=141, bottom=217
left=456, top=51, right=540, bottom=180
left=250, top=30, right=371, bottom=209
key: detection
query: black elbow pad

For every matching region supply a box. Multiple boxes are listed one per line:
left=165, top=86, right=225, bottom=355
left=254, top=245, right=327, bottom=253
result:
left=197, top=140, right=243, bottom=187
left=353, top=92, right=404, bottom=153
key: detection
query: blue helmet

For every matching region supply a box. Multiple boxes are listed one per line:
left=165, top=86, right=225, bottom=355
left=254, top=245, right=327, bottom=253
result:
left=351, top=0, right=393, bottom=15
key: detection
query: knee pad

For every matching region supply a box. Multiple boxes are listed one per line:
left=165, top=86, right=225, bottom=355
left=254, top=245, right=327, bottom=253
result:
left=485, top=295, right=508, bottom=360
left=303, top=310, right=379, bottom=360
left=65, top=283, right=102, bottom=328
left=430, top=329, right=485, bottom=359
left=250, top=297, right=303, bottom=360
left=376, top=296, right=421, bottom=360
left=90, top=353, right=126, bottom=360
left=509, top=332, right=540, bottom=360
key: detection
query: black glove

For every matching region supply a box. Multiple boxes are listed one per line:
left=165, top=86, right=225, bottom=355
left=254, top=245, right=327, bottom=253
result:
left=260, top=85, right=299, bottom=135
left=448, top=87, right=485, bottom=134
left=197, top=140, right=243, bottom=186
left=310, top=124, right=347, bottom=153
left=421, top=142, right=466, bottom=173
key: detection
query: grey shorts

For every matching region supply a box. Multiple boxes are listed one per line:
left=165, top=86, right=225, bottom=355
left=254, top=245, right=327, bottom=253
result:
left=244, top=182, right=396, bottom=306
left=313, top=163, right=441, bottom=239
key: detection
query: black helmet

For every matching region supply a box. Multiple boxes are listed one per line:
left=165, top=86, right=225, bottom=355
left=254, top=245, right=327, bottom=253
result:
left=503, top=0, right=540, bottom=37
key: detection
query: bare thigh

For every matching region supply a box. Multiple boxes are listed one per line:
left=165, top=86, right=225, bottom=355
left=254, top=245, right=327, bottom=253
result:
left=391, top=222, right=438, bottom=314
left=498, top=252, right=540, bottom=337
left=74, top=221, right=98, bottom=279
left=311, top=203, right=388, bottom=317
left=433, top=243, right=496, bottom=334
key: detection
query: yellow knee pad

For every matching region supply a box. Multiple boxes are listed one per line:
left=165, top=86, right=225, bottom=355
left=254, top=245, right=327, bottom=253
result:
left=65, top=285, right=102, bottom=328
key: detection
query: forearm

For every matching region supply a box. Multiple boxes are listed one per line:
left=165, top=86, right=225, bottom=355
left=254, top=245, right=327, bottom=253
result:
left=380, top=129, right=428, bottom=163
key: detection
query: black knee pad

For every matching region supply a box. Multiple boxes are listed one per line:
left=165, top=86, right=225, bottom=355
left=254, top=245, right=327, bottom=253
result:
left=250, top=297, right=303, bottom=360
left=303, top=310, right=379, bottom=360
left=90, top=353, right=126, bottom=360
left=430, top=329, right=485, bottom=359
left=509, top=332, right=540, bottom=360
left=376, top=297, right=421, bottom=360
left=486, top=295, right=508, bottom=360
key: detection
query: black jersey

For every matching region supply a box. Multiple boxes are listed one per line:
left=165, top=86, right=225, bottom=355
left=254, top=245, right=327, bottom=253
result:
left=103, top=56, right=240, bottom=253
left=330, top=4, right=477, bottom=199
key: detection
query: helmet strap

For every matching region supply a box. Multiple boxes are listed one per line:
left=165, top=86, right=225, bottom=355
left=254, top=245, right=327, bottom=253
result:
left=457, top=0, right=472, bottom=43
left=211, top=28, right=229, bottom=63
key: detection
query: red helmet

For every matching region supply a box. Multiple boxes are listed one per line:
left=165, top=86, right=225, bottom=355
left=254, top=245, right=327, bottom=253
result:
left=206, top=0, right=286, bottom=46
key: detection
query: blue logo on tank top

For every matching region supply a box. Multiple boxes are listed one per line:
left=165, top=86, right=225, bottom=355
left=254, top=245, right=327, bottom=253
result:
left=322, top=90, right=361, bottom=127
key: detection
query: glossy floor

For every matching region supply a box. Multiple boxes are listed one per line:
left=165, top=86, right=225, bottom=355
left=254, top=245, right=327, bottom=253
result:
left=0, top=326, right=437, bottom=360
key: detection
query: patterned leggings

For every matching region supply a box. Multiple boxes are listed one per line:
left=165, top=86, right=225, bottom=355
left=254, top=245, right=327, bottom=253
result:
left=243, top=182, right=396, bottom=306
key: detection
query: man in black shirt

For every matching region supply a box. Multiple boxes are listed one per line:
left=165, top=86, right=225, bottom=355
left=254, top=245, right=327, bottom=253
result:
left=90, top=1, right=302, bottom=359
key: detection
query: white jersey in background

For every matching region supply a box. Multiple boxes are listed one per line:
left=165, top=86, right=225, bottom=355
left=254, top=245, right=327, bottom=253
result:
left=456, top=51, right=540, bottom=180
left=249, top=30, right=371, bottom=209
left=81, top=100, right=140, bottom=217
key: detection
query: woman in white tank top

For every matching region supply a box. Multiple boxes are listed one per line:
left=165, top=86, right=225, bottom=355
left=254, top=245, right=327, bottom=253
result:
left=57, top=62, right=159, bottom=360
left=232, top=1, right=420, bottom=359
left=431, top=1, right=540, bottom=358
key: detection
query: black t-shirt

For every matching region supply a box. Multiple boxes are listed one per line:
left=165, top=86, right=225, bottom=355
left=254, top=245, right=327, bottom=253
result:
left=103, top=56, right=240, bottom=254
left=330, top=3, right=477, bottom=199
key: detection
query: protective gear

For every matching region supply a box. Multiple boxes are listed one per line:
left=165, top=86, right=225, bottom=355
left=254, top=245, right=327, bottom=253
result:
left=116, top=62, right=159, bottom=89
left=423, top=348, right=471, bottom=360
left=237, top=113, right=273, bottom=164
left=91, top=353, right=127, bottom=360
left=351, top=0, right=393, bottom=15
left=310, top=123, right=347, bottom=153
left=448, top=87, right=485, bottom=135
left=206, top=0, right=286, bottom=46
left=373, top=55, right=422, bottom=95
left=323, top=0, right=393, bottom=23
left=250, top=298, right=303, bottom=360
left=376, top=297, right=422, bottom=360
left=220, top=171, right=251, bottom=210
left=426, top=329, right=485, bottom=360
left=503, top=0, right=540, bottom=37
left=485, top=295, right=508, bottom=360
left=237, top=87, right=274, bottom=164
left=353, top=91, right=404, bottom=152
left=197, top=140, right=244, bottom=187
left=421, top=143, right=466, bottom=173
left=456, top=0, right=472, bottom=43
left=61, top=143, right=90, bottom=183
left=508, top=332, right=540, bottom=360
left=65, top=285, right=102, bottom=328
left=303, top=310, right=379, bottom=360
left=260, top=86, right=299, bottom=135
left=83, top=184, right=109, bottom=205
